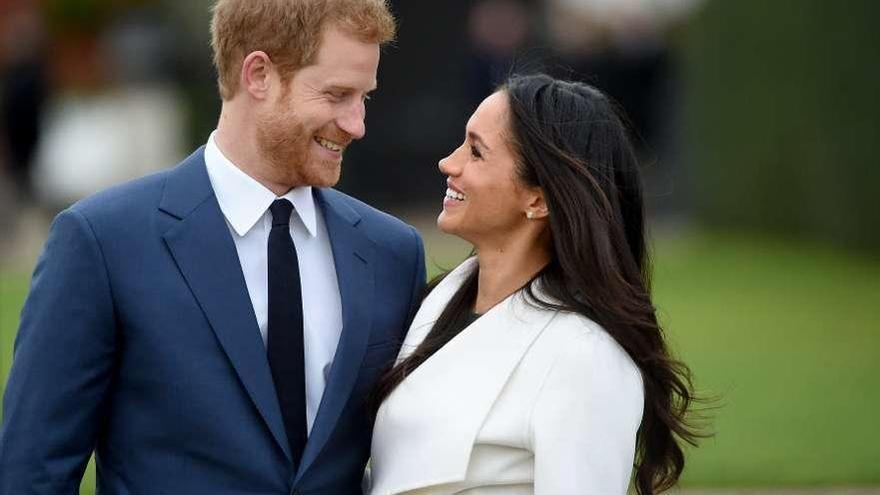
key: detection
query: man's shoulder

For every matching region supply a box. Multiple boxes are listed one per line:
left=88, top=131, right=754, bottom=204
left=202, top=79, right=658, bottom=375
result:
left=318, top=188, right=423, bottom=259
left=319, top=188, right=417, bottom=237
left=70, top=148, right=204, bottom=225
left=72, top=169, right=169, bottom=215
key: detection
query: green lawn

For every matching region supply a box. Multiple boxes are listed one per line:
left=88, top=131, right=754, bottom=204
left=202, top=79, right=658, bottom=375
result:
left=0, top=265, right=97, bottom=491
left=1, top=230, right=878, bottom=492
left=652, top=233, right=880, bottom=487
left=0, top=271, right=28, bottom=409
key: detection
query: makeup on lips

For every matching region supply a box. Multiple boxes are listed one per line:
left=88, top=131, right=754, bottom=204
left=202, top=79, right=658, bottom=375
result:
left=443, top=183, right=467, bottom=208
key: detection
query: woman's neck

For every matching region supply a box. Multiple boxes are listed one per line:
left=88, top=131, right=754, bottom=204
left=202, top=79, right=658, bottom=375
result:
left=473, top=237, right=550, bottom=314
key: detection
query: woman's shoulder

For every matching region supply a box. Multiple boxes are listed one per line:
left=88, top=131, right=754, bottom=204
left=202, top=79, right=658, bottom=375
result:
left=539, top=310, right=607, bottom=348
left=538, top=311, right=642, bottom=384
left=524, top=283, right=628, bottom=357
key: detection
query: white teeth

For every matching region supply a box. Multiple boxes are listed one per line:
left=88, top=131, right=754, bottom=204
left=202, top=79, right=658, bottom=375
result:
left=315, top=137, right=343, bottom=152
left=445, top=188, right=466, bottom=201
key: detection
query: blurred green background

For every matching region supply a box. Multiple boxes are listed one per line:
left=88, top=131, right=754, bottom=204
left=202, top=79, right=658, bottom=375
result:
left=1, top=0, right=879, bottom=492
left=684, top=0, right=880, bottom=251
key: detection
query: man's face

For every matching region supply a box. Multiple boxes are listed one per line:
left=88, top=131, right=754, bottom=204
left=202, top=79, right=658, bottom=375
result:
left=256, top=24, right=380, bottom=188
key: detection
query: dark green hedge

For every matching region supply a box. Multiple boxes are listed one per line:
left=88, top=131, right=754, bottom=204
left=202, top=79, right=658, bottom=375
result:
left=682, top=0, right=879, bottom=250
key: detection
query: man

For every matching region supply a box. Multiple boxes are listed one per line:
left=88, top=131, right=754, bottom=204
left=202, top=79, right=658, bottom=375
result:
left=0, top=1, right=425, bottom=493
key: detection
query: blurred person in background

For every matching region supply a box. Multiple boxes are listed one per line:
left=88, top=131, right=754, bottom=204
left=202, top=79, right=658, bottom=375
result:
left=369, top=74, right=701, bottom=494
left=0, top=0, right=48, bottom=254
left=464, top=0, right=533, bottom=107
left=0, top=1, right=425, bottom=494
left=545, top=0, right=701, bottom=216
left=29, top=0, right=189, bottom=211
left=0, top=0, right=47, bottom=201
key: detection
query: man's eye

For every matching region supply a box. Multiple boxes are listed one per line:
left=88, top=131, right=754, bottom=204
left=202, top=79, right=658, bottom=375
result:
left=327, top=91, right=346, bottom=100
left=470, top=145, right=482, bottom=159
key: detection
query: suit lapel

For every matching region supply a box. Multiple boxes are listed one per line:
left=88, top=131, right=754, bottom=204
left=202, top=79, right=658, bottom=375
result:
left=370, top=258, right=557, bottom=494
left=296, top=188, right=375, bottom=482
left=159, top=148, right=291, bottom=462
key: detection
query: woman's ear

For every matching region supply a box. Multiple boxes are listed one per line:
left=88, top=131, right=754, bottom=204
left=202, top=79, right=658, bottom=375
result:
left=240, top=51, right=273, bottom=100
left=524, top=187, right=549, bottom=220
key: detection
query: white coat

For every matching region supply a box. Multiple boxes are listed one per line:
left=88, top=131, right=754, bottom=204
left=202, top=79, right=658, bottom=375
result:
left=369, top=258, right=644, bottom=494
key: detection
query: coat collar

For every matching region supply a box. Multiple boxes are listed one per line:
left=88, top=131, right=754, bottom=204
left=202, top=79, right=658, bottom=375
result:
left=370, top=258, right=558, bottom=494
left=295, top=188, right=374, bottom=483
left=159, top=148, right=292, bottom=462
left=159, top=150, right=376, bottom=478
left=158, top=146, right=214, bottom=219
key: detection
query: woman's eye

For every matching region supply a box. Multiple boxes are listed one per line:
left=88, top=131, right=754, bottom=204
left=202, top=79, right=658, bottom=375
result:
left=470, top=145, right=482, bottom=159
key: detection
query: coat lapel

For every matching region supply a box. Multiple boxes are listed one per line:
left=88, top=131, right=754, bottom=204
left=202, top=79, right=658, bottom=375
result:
left=296, top=188, right=375, bottom=482
left=159, top=148, right=291, bottom=462
left=370, top=258, right=558, bottom=494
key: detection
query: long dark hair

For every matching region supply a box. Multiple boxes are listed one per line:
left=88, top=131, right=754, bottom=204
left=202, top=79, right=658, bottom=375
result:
left=373, top=73, right=704, bottom=494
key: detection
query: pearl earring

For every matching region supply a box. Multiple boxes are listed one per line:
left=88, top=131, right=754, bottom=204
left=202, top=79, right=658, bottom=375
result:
left=526, top=211, right=534, bottom=219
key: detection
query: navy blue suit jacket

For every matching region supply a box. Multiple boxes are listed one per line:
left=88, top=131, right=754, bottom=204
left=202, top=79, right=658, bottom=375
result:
left=0, top=148, right=426, bottom=494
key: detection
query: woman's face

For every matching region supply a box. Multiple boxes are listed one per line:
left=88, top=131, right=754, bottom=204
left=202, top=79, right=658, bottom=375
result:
left=437, top=91, right=538, bottom=247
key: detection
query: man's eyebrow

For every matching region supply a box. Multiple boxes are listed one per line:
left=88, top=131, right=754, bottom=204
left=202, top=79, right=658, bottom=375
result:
left=467, top=130, right=490, bottom=151
left=323, top=83, right=378, bottom=93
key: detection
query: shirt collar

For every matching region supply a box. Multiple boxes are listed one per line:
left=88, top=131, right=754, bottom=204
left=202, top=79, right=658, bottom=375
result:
left=204, top=131, right=318, bottom=237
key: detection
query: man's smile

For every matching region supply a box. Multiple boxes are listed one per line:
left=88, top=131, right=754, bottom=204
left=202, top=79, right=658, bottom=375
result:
left=314, top=136, right=345, bottom=153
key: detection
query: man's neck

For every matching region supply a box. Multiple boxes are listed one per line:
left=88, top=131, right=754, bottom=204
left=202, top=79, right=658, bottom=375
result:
left=214, top=105, right=293, bottom=197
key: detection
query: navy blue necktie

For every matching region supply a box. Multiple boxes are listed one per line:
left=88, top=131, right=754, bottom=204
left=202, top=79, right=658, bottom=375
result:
left=267, top=199, right=307, bottom=468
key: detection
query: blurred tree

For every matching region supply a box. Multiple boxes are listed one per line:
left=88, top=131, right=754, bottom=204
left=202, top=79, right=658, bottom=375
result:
left=44, top=0, right=112, bottom=37
left=682, top=0, right=879, bottom=251
left=43, top=0, right=144, bottom=90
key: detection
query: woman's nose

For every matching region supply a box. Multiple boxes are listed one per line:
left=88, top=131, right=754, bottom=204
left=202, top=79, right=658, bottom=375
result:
left=438, top=148, right=459, bottom=175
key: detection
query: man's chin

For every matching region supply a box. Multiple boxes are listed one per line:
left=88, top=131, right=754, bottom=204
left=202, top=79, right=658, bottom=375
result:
left=311, top=177, right=340, bottom=188
left=300, top=163, right=342, bottom=188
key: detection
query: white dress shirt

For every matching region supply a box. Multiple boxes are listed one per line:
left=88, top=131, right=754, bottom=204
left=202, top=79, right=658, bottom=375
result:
left=204, top=132, right=343, bottom=433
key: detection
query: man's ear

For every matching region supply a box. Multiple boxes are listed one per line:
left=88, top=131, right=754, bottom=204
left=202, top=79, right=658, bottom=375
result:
left=240, top=51, right=273, bottom=100
left=524, top=187, right=549, bottom=220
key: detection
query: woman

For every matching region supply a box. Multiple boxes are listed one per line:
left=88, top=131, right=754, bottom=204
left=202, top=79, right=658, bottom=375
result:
left=369, top=74, right=700, bottom=494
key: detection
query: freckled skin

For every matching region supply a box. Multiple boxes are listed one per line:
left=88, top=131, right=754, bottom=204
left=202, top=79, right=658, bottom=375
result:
left=256, top=25, right=380, bottom=188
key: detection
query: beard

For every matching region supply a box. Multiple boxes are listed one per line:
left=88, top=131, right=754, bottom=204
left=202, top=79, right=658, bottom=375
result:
left=255, top=97, right=343, bottom=189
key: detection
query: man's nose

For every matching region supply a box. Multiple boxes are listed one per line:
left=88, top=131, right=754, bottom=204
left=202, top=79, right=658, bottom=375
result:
left=337, top=101, right=366, bottom=140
